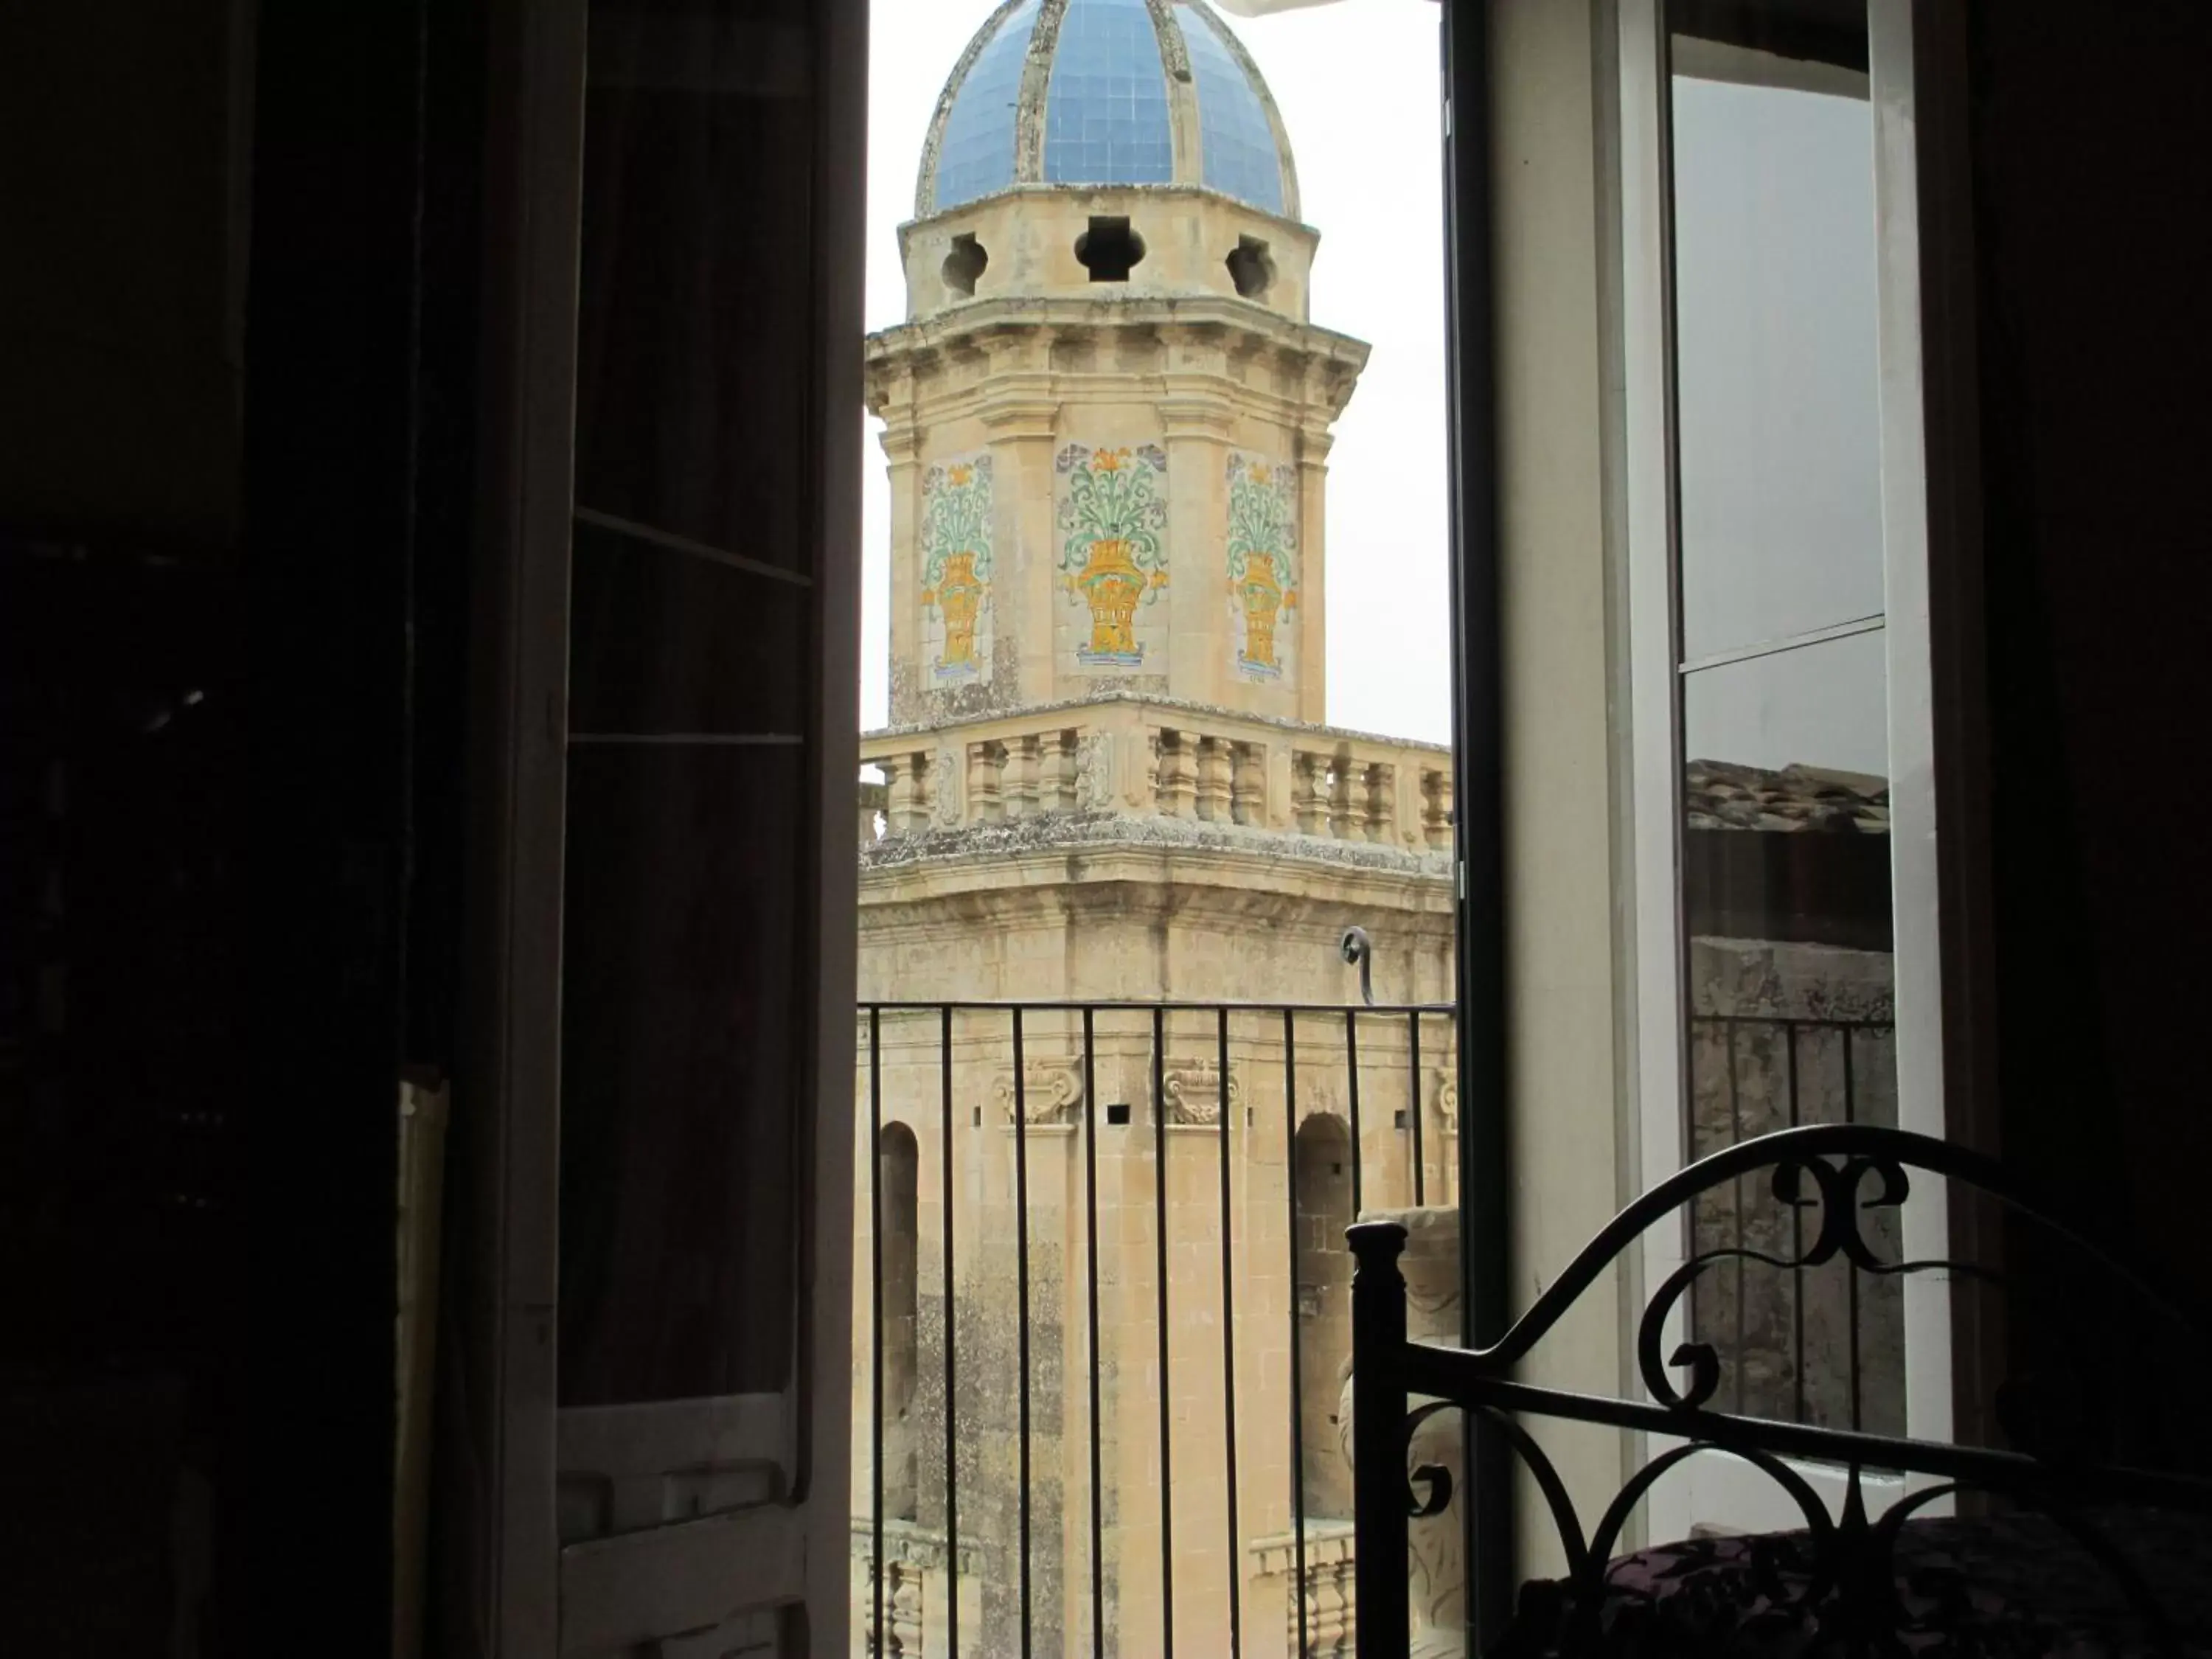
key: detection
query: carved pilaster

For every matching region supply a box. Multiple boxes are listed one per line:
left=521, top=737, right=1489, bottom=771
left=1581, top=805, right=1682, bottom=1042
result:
left=1293, top=437, right=1331, bottom=724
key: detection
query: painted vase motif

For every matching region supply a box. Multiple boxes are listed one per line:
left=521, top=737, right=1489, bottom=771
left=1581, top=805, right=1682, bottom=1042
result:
left=1227, top=453, right=1298, bottom=678
left=1074, top=538, right=1147, bottom=657
left=921, top=457, right=993, bottom=682
left=1239, top=561, right=1283, bottom=670
left=933, top=550, right=984, bottom=670
left=1058, top=444, right=1169, bottom=667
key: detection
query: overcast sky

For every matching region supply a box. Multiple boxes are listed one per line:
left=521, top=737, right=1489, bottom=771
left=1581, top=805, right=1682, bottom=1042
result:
left=860, top=0, right=1455, bottom=742
left=1672, top=72, right=1886, bottom=778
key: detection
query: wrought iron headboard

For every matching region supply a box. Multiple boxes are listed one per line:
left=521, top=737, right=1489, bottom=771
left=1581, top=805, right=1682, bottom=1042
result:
left=1346, top=1123, right=2212, bottom=1657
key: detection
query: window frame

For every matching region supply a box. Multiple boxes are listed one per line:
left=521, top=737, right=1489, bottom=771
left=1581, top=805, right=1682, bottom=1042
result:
left=1615, top=0, right=1966, bottom=1543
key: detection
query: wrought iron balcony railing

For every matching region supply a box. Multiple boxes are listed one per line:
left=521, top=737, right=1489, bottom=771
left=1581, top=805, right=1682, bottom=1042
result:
left=850, top=998, right=1898, bottom=1657
left=853, top=995, right=1458, bottom=1659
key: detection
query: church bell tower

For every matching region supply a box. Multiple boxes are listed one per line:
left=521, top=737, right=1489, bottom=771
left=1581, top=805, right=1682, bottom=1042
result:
left=865, top=0, right=1369, bottom=730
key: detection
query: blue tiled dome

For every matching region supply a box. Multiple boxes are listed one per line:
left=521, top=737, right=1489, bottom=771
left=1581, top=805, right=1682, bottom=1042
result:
left=918, top=0, right=1299, bottom=220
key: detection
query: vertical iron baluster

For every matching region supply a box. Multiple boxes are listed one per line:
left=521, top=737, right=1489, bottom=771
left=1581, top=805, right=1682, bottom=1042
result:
left=869, top=1008, right=883, bottom=1658
left=1408, top=1008, right=1425, bottom=1206
left=1345, top=1009, right=1363, bottom=1215
left=1843, top=1024, right=1863, bottom=1433
left=1726, top=1018, right=1745, bottom=1416
left=1152, top=1005, right=1175, bottom=1659
left=1283, top=1009, right=1309, bottom=1659
left=1082, top=1008, right=1104, bottom=1659
left=1216, top=1008, right=1243, bottom=1655
left=1349, top=1222, right=1412, bottom=1659
left=1787, top=1018, right=1806, bottom=1427
left=1013, top=1006, right=1032, bottom=1655
left=941, top=1006, right=959, bottom=1659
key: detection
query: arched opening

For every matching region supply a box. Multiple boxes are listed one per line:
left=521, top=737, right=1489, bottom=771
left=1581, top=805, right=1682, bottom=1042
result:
left=941, top=232, right=987, bottom=299
left=1225, top=234, right=1274, bottom=300
left=1075, top=215, right=1145, bottom=282
left=1293, top=1110, right=1356, bottom=1517
left=878, top=1121, right=920, bottom=1519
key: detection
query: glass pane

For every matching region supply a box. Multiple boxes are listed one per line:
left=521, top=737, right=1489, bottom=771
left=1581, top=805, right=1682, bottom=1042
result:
left=574, top=0, right=818, bottom=574
left=560, top=0, right=821, bottom=1409
left=568, top=516, right=809, bottom=738
left=1681, top=632, right=1903, bottom=1435
left=1672, top=55, right=1882, bottom=664
left=558, top=743, right=805, bottom=1405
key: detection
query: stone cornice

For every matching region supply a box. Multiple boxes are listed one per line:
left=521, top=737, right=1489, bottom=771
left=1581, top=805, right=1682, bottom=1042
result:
left=888, top=373, right=1348, bottom=441
left=863, top=689, right=1451, bottom=757
left=866, top=296, right=1368, bottom=380
left=858, top=813, right=1455, bottom=889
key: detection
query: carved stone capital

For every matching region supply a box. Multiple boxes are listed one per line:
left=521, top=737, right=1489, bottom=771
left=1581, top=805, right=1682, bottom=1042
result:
left=1160, top=1057, right=1240, bottom=1125
left=995, top=1057, right=1082, bottom=1124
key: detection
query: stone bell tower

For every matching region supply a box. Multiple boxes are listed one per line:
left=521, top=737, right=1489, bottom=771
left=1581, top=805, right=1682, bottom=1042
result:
left=864, top=0, right=1369, bottom=729
left=852, top=10, right=1455, bottom=1657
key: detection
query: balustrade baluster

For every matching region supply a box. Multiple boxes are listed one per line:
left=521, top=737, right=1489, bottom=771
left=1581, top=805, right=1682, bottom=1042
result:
left=1421, top=768, right=1452, bottom=850
left=1196, top=736, right=1232, bottom=822
left=1363, top=762, right=1393, bottom=844
left=1161, top=729, right=1197, bottom=818
left=1231, top=740, right=1265, bottom=827
left=1049, top=728, right=1079, bottom=812
left=1006, top=734, right=1040, bottom=820
left=1327, top=758, right=1357, bottom=840
left=1292, top=751, right=1325, bottom=835
left=969, top=740, right=1004, bottom=824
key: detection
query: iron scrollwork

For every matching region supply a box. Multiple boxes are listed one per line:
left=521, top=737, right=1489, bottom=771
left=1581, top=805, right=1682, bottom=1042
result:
left=1349, top=1124, right=2212, bottom=1659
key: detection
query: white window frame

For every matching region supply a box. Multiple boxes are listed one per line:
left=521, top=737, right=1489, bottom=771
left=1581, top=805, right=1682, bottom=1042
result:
left=1615, top=0, right=1955, bottom=1543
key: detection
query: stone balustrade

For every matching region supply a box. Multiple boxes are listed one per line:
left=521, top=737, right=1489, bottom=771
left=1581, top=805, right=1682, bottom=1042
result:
left=860, top=695, right=1452, bottom=854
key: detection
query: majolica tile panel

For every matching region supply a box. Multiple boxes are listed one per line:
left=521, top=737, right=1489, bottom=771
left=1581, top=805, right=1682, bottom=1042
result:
left=1055, top=442, right=1169, bottom=675
left=920, top=453, right=994, bottom=687
left=1225, top=450, right=1298, bottom=683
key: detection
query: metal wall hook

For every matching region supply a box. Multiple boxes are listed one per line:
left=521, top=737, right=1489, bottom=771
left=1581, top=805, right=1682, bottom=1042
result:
left=1340, top=926, right=1375, bottom=1006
